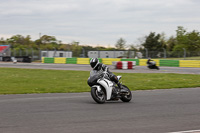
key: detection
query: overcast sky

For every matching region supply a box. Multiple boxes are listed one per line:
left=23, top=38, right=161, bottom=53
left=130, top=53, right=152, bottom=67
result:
left=0, top=0, right=200, bottom=47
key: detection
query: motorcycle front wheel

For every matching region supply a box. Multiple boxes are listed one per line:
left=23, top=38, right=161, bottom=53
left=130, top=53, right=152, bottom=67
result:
left=120, top=85, right=132, bottom=102
left=91, top=87, right=106, bottom=104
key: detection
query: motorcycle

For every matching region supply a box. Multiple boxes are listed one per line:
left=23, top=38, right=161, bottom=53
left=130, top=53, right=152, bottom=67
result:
left=147, top=61, right=159, bottom=70
left=87, top=70, right=132, bottom=104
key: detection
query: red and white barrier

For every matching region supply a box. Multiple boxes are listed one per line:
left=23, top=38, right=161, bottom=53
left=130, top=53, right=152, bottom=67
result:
left=112, top=61, right=136, bottom=69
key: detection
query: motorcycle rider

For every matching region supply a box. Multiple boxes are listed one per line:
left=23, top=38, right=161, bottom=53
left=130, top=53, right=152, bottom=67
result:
left=147, top=58, right=159, bottom=70
left=90, top=58, right=123, bottom=91
left=147, top=58, right=153, bottom=66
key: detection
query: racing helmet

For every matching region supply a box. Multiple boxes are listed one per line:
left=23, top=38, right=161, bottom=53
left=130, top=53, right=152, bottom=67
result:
left=90, top=58, right=99, bottom=69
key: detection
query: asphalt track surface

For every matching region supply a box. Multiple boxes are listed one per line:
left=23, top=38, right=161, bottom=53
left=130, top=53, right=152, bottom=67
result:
left=0, top=62, right=200, bottom=133
left=0, top=88, right=200, bottom=133
left=0, top=62, right=200, bottom=74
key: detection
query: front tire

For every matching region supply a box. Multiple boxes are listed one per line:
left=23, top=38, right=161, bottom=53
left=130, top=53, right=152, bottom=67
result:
left=91, top=87, right=106, bottom=104
left=120, top=85, right=132, bottom=102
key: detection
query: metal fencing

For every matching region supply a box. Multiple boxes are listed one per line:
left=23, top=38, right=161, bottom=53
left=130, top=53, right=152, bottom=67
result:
left=1, top=48, right=200, bottom=61
left=10, top=49, right=41, bottom=61
left=140, top=49, right=200, bottom=59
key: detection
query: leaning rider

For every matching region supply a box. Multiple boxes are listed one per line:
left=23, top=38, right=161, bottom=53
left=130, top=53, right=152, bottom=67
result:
left=147, top=58, right=153, bottom=66
left=90, top=58, right=123, bottom=91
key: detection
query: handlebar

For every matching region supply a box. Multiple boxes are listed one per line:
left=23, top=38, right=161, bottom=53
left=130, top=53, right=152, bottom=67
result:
left=100, top=71, right=108, bottom=79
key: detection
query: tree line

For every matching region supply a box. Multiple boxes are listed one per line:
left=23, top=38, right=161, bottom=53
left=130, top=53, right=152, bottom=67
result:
left=1, top=26, right=200, bottom=57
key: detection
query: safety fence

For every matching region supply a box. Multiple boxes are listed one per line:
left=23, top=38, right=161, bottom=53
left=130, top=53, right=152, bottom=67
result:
left=42, top=57, right=200, bottom=68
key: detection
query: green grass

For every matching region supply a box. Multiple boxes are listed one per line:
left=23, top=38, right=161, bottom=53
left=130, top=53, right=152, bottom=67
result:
left=0, top=68, right=200, bottom=94
left=157, top=56, right=200, bottom=60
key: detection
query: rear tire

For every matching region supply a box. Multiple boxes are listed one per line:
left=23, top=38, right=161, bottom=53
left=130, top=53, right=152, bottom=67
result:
left=120, top=85, right=132, bottom=102
left=91, top=87, right=106, bottom=104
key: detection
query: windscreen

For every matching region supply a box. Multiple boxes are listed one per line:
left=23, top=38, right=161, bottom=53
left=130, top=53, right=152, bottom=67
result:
left=88, top=70, right=102, bottom=86
left=90, top=70, right=102, bottom=77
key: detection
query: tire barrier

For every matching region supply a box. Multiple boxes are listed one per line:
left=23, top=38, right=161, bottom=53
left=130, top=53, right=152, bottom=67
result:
left=113, top=61, right=136, bottom=69
left=121, top=59, right=139, bottom=65
left=66, top=58, right=77, bottom=64
left=54, top=58, right=66, bottom=64
left=42, top=57, right=200, bottom=68
left=44, top=57, right=54, bottom=63
left=159, top=59, right=179, bottom=67
left=77, top=58, right=90, bottom=64
left=102, top=58, right=121, bottom=65
left=179, top=60, right=200, bottom=67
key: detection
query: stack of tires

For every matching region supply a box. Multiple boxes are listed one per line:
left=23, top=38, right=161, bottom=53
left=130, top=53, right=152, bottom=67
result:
left=116, top=61, right=134, bottom=69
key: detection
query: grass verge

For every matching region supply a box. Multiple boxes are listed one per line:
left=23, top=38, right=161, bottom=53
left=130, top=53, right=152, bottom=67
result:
left=0, top=68, right=200, bottom=94
left=157, top=56, right=200, bottom=60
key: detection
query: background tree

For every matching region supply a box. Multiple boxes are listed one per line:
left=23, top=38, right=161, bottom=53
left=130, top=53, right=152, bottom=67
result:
left=142, top=32, right=164, bottom=51
left=128, top=44, right=138, bottom=51
left=0, top=37, right=6, bottom=45
left=115, top=38, right=126, bottom=50
left=185, top=30, right=200, bottom=51
left=59, top=44, right=71, bottom=51
left=142, top=32, right=166, bottom=58
left=173, top=26, right=188, bottom=51
left=159, top=32, right=167, bottom=49
left=1, top=26, right=200, bottom=58
left=70, top=41, right=82, bottom=57
left=172, top=26, right=200, bottom=52
left=166, top=36, right=176, bottom=51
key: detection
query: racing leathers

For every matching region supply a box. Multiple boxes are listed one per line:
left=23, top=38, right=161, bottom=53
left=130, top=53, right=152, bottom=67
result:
left=93, top=63, right=122, bottom=89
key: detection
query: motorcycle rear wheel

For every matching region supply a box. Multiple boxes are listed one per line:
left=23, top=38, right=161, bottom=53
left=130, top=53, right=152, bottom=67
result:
left=120, top=85, right=132, bottom=102
left=91, top=87, right=106, bottom=104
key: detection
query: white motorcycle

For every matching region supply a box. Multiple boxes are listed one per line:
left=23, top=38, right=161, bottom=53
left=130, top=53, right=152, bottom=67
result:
left=87, top=70, right=132, bottom=104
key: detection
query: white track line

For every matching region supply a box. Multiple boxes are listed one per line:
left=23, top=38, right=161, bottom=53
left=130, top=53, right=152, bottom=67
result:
left=169, top=130, right=200, bottom=133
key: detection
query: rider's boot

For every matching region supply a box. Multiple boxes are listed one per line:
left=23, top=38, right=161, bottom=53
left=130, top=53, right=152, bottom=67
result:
left=111, top=74, right=126, bottom=93
left=117, top=82, right=123, bottom=93
left=117, top=82, right=122, bottom=89
left=117, top=82, right=129, bottom=93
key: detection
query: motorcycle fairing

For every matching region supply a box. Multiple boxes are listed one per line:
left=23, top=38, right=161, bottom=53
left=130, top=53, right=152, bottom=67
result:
left=97, top=79, right=113, bottom=100
left=92, top=85, right=101, bottom=92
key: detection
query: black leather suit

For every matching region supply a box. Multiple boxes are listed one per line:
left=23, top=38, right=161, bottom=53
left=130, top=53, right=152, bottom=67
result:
left=93, top=63, right=121, bottom=87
